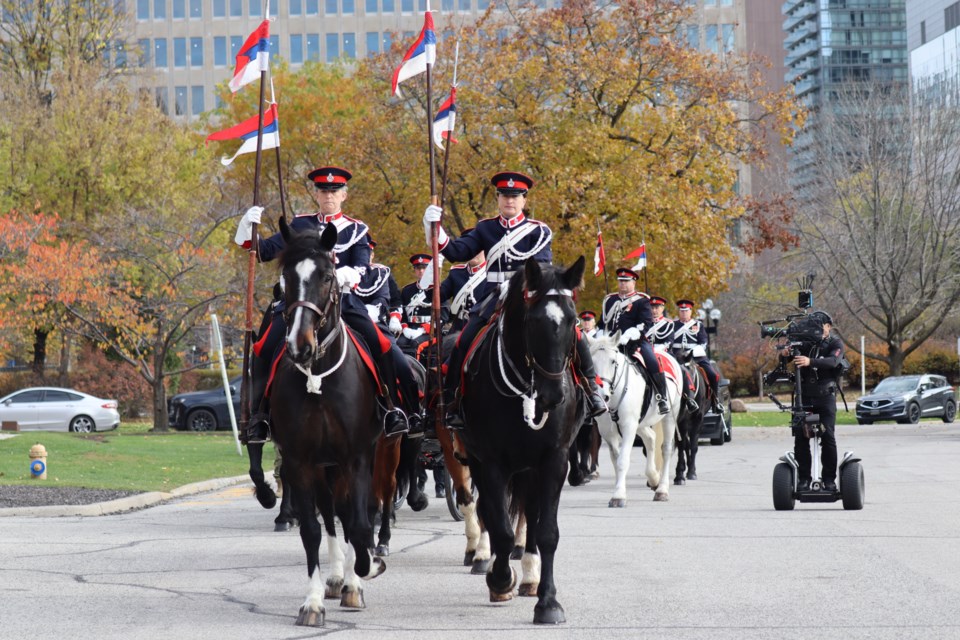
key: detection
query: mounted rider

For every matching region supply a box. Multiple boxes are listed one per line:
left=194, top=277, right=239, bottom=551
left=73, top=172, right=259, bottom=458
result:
left=398, top=253, right=449, bottom=354
left=421, top=171, right=608, bottom=427
left=646, top=296, right=675, bottom=346
left=579, top=310, right=600, bottom=339
left=670, top=299, right=723, bottom=414
left=439, top=247, right=486, bottom=333
left=234, top=165, right=418, bottom=443
left=601, top=268, right=670, bottom=415
left=355, top=236, right=402, bottom=335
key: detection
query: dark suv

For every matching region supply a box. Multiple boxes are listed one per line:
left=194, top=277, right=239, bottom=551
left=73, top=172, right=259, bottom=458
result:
left=856, top=374, right=956, bottom=425
left=168, top=377, right=242, bottom=432
left=700, top=365, right=732, bottom=445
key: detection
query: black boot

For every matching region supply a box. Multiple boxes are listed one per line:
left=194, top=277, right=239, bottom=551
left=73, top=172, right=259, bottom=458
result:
left=383, top=408, right=409, bottom=437
left=243, top=412, right=272, bottom=444
left=375, top=349, right=409, bottom=438
left=574, top=339, right=607, bottom=418
left=443, top=353, right=466, bottom=430
left=684, top=393, right=699, bottom=412
left=655, top=372, right=670, bottom=415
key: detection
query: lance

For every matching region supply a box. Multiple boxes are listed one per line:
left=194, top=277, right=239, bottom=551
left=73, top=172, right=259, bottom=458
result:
left=438, top=42, right=459, bottom=208
left=596, top=214, right=610, bottom=297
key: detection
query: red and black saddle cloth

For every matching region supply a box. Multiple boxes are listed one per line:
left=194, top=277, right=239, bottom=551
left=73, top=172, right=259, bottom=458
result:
left=627, top=347, right=682, bottom=388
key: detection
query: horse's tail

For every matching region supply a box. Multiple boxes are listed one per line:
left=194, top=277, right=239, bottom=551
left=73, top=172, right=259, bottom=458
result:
left=247, top=441, right=278, bottom=509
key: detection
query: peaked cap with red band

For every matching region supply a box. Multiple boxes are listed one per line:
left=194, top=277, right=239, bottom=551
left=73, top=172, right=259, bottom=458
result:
left=491, top=171, right=534, bottom=195
left=616, top=268, right=639, bottom=281
left=676, top=299, right=696, bottom=310
left=409, top=253, right=431, bottom=266
left=649, top=296, right=667, bottom=306
left=308, top=166, right=352, bottom=190
left=579, top=310, right=597, bottom=321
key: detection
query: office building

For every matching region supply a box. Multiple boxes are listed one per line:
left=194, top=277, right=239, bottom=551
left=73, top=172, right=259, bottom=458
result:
left=908, top=1, right=960, bottom=100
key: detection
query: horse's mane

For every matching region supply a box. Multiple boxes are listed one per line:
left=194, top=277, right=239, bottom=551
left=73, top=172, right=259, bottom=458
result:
left=278, top=228, right=335, bottom=272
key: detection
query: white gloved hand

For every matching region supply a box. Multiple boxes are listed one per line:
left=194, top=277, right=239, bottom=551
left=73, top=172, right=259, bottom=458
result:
left=402, top=327, right=426, bottom=340
left=336, top=266, right=362, bottom=291
left=234, top=205, right=264, bottom=246
left=422, top=204, right=449, bottom=247
left=417, top=256, right=444, bottom=289
left=618, top=326, right=642, bottom=345
left=365, top=304, right=381, bottom=322
left=388, top=315, right=403, bottom=335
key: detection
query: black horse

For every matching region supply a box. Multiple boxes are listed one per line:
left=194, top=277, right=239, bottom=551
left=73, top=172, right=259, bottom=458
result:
left=460, top=256, right=586, bottom=625
left=248, top=218, right=386, bottom=627
left=674, top=352, right=709, bottom=485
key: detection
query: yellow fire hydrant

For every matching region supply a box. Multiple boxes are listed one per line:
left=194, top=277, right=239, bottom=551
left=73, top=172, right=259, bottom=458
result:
left=29, top=443, right=47, bottom=480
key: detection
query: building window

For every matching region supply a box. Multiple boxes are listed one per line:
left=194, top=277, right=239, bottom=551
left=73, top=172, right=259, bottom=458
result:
left=138, top=38, right=150, bottom=65
left=382, top=32, right=392, bottom=52
left=477, top=0, right=488, bottom=10
left=214, top=0, right=225, bottom=16
left=947, top=3, right=960, bottom=32
left=441, top=0, right=452, bottom=10
left=306, top=0, right=318, bottom=13
left=154, top=39, right=168, bottom=66
left=115, top=41, right=127, bottom=67
left=270, top=34, right=279, bottom=57
left=231, top=35, right=242, bottom=59
left=921, top=20, right=926, bottom=45
left=175, top=86, right=188, bottom=115
left=720, top=0, right=731, bottom=5
left=190, top=0, right=201, bottom=17
left=326, top=33, right=339, bottom=61
left=382, top=0, right=393, bottom=10
left=365, top=0, right=376, bottom=12
left=705, top=24, right=718, bottom=54
left=250, top=0, right=260, bottom=15
left=401, top=0, right=412, bottom=12
left=214, top=36, right=227, bottom=66
left=270, top=0, right=277, bottom=15
left=325, top=0, right=337, bottom=13
left=137, top=0, right=150, bottom=19
left=721, top=23, right=735, bottom=53
left=154, top=0, right=166, bottom=18
left=290, top=34, right=304, bottom=63
left=174, top=37, right=187, bottom=67
left=173, top=0, right=184, bottom=18
left=343, top=0, right=354, bottom=13
left=343, top=32, right=356, bottom=58
left=686, top=25, right=699, bottom=49
left=290, top=0, right=302, bottom=14
left=418, top=0, right=425, bottom=10
left=366, top=31, right=379, bottom=55
left=458, top=0, right=469, bottom=10
left=230, top=0, right=242, bottom=16
left=156, top=87, right=169, bottom=114
left=190, top=37, right=203, bottom=66
left=191, top=86, right=205, bottom=115
left=306, top=33, right=320, bottom=60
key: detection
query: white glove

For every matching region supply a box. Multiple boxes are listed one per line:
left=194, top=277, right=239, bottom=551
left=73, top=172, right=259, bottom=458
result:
left=618, top=326, right=642, bottom=345
left=335, top=266, right=362, bottom=291
left=234, top=205, right=264, bottom=246
left=365, top=304, right=381, bottom=322
left=417, top=256, right=444, bottom=289
left=402, top=327, right=426, bottom=340
left=422, top=204, right=449, bottom=247
left=388, top=315, right=403, bottom=335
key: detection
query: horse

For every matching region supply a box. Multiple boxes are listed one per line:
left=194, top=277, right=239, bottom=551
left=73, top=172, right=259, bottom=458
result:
left=673, top=351, right=709, bottom=485
left=567, top=417, right=600, bottom=487
left=247, top=218, right=387, bottom=627
left=587, top=335, right=683, bottom=505
left=459, top=256, right=587, bottom=625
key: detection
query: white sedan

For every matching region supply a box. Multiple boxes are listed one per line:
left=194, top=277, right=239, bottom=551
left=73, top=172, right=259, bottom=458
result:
left=0, top=387, right=120, bottom=433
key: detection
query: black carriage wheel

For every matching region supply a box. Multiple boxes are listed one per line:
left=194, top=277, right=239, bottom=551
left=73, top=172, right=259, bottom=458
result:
left=394, top=480, right=408, bottom=512
left=942, top=401, right=956, bottom=424
left=187, top=408, right=218, bottom=432
left=841, top=461, right=864, bottom=510
left=907, top=402, right=921, bottom=424
left=70, top=415, right=95, bottom=433
left=772, top=462, right=795, bottom=511
left=445, top=474, right=478, bottom=522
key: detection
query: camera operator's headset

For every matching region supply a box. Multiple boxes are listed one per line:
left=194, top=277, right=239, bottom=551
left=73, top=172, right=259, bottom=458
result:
left=807, top=311, right=850, bottom=412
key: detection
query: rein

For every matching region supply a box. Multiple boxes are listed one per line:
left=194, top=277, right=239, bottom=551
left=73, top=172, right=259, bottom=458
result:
left=284, top=263, right=346, bottom=395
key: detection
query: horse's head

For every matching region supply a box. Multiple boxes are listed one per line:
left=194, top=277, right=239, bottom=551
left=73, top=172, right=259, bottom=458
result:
left=278, top=217, right=340, bottom=366
left=504, top=256, right=586, bottom=412
left=587, top=334, right=620, bottom=404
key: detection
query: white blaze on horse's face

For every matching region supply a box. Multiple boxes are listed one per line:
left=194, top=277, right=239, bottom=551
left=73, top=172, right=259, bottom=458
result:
left=286, top=258, right=318, bottom=357
left=544, top=301, right=564, bottom=327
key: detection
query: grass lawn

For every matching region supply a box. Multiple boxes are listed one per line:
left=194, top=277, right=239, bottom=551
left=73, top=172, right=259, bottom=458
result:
left=0, top=422, right=274, bottom=492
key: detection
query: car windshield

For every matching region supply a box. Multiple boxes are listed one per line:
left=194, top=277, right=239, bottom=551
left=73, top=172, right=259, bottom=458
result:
left=874, top=377, right=920, bottom=394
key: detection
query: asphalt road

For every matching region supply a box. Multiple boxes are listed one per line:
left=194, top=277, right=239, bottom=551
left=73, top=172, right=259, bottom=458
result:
left=2, top=424, right=960, bottom=640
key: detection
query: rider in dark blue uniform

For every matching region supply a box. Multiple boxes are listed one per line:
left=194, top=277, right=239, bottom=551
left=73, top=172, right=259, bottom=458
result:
left=422, top=171, right=607, bottom=426
left=235, top=166, right=416, bottom=443
left=398, top=253, right=449, bottom=355
left=601, top=269, right=669, bottom=415
left=671, top=299, right=723, bottom=413
left=356, top=236, right=396, bottom=331
left=439, top=248, right=486, bottom=333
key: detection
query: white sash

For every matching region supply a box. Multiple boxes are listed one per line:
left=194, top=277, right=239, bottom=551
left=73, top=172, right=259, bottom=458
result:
left=451, top=266, right=486, bottom=317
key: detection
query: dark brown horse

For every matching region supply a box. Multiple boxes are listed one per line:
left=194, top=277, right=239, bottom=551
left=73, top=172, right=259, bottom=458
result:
left=249, top=218, right=386, bottom=627
left=459, top=257, right=586, bottom=624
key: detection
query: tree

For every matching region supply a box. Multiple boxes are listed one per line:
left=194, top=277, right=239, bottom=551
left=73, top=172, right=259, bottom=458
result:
left=793, top=83, right=960, bottom=375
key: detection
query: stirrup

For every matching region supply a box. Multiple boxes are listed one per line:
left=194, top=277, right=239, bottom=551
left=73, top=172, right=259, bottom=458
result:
left=383, top=408, right=409, bottom=438
left=656, top=394, right=669, bottom=415
left=685, top=396, right=699, bottom=412
left=243, top=413, right=272, bottom=445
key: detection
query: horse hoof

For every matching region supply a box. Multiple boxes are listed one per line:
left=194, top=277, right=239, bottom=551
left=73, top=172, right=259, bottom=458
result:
left=673, top=477, right=685, bottom=486
left=324, top=578, right=343, bottom=599
left=510, top=545, right=524, bottom=560
left=274, top=520, right=294, bottom=532
left=375, top=544, right=389, bottom=558
left=588, top=471, right=599, bottom=480
left=653, top=492, right=669, bottom=502
left=340, top=587, right=365, bottom=609
left=533, top=601, right=566, bottom=625
left=487, top=566, right=517, bottom=601
left=367, top=556, right=387, bottom=579
left=409, top=494, right=429, bottom=512
left=608, top=498, right=626, bottom=508
left=686, top=472, right=698, bottom=481
left=518, top=582, right=539, bottom=597
left=471, top=558, right=491, bottom=575
left=254, top=485, right=277, bottom=510
left=463, top=550, right=476, bottom=567
left=296, top=605, right=325, bottom=627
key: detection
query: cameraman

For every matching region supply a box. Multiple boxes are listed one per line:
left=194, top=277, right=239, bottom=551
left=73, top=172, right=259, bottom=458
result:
left=788, top=310, right=844, bottom=491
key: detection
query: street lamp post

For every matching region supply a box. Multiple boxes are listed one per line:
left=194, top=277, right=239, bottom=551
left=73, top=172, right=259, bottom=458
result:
left=698, top=298, right=722, bottom=360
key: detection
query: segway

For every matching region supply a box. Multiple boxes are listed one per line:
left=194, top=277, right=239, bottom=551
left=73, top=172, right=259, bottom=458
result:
left=769, top=394, right=864, bottom=511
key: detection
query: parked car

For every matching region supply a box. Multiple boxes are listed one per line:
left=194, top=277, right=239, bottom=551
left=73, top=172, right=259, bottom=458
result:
left=168, top=377, right=241, bottom=432
left=0, top=387, right=120, bottom=433
left=856, top=374, right=956, bottom=425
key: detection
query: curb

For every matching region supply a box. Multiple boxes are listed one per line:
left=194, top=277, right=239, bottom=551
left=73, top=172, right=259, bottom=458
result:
left=0, top=474, right=253, bottom=518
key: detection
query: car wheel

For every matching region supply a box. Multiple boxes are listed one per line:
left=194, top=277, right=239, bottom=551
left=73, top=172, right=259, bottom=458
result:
left=69, top=415, right=95, bottom=433
left=942, top=400, right=956, bottom=424
left=186, top=408, right=218, bottom=432
left=857, top=418, right=873, bottom=425
left=907, top=402, right=921, bottom=424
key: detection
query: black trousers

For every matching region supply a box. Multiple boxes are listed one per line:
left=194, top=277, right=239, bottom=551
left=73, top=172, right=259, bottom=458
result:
left=795, top=393, right=838, bottom=483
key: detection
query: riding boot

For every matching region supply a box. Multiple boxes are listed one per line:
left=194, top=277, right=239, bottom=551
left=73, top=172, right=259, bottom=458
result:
left=684, top=391, right=699, bottom=413
left=375, top=349, right=409, bottom=437
left=243, top=360, right=273, bottom=445
left=575, top=337, right=608, bottom=418
left=654, top=372, right=670, bottom=415
left=444, top=353, right=465, bottom=430
left=710, top=380, right=724, bottom=414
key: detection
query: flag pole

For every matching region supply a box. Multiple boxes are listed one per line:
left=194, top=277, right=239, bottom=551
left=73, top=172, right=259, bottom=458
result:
left=596, top=215, right=609, bottom=296
left=438, top=42, right=459, bottom=208
left=267, top=76, right=288, bottom=220
left=239, top=59, right=269, bottom=437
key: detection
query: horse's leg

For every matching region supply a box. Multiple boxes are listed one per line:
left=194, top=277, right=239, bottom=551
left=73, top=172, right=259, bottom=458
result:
left=688, top=413, right=702, bottom=480
left=319, top=488, right=345, bottom=599
left=636, top=419, right=661, bottom=492
left=402, top=435, right=429, bottom=512
left=511, top=512, right=527, bottom=560
left=531, top=449, right=567, bottom=624
left=608, top=421, right=637, bottom=508
left=275, top=460, right=298, bottom=531
left=467, top=457, right=491, bottom=575
left=674, top=419, right=688, bottom=486
left=654, top=415, right=677, bottom=502
left=247, top=442, right=278, bottom=510
left=475, top=461, right=516, bottom=601
left=566, top=436, right=585, bottom=487
left=438, top=424, right=479, bottom=566
left=588, top=420, right=601, bottom=480
left=372, top=436, right=401, bottom=557
left=518, top=481, right=540, bottom=598
left=341, top=462, right=386, bottom=610
left=292, top=481, right=325, bottom=627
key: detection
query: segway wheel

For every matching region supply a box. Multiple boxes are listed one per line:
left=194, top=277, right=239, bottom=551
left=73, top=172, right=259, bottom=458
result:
left=841, top=461, right=865, bottom=511
left=772, top=462, right=796, bottom=511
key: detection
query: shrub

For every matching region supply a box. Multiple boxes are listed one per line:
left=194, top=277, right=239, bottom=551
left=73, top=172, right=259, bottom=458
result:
left=69, top=345, right=153, bottom=418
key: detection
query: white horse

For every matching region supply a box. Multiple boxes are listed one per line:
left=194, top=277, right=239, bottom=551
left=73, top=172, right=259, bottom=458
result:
left=588, top=335, right=683, bottom=505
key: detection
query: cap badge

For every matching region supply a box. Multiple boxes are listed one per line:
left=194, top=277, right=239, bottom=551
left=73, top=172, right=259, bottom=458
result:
left=326, top=173, right=334, bottom=182
left=507, top=178, right=515, bottom=187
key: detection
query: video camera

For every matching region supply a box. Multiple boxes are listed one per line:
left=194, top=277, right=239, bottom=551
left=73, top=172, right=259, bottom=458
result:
left=758, top=275, right=823, bottom=386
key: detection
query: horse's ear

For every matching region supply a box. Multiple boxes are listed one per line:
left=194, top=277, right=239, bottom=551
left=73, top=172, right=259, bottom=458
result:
left=279, top=215, right=291, bottom=242
left=524, top=257, right=542, bottom=292
left=319, top=223, right=338, bottom=251
left=562, top=255, right=586, bottom=291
